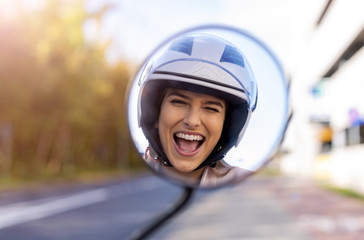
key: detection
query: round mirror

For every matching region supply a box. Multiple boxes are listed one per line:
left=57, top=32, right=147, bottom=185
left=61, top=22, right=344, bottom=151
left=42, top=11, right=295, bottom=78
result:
left=127, top=25, right=290, bottom=189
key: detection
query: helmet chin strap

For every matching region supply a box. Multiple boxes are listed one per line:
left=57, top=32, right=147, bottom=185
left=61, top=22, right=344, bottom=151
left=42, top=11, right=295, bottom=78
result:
left=147, top=127, right=173, bottom=168
left=148, top=145, right=172, bottom=167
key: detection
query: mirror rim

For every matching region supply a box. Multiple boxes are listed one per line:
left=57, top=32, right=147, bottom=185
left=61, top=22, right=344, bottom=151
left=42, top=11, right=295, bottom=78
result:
left=125, top=24, right=291, bottom=189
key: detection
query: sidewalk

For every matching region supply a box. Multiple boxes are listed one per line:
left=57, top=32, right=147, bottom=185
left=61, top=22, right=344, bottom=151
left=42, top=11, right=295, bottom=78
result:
left=152, top=175, right=364, bottom=240
left=270, top=176, right=364, bottom=240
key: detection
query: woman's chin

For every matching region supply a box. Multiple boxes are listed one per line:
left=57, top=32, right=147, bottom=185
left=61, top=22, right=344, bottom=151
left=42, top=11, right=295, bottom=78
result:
left=171, top=161, right=201, bottom=173
left=168, top=152, right=202, bottom=173
left=174, top=165, right=196, bottom=173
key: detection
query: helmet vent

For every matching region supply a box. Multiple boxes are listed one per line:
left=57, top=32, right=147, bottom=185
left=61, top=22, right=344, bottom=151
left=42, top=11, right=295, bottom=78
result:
left=168, top=36, right=194, bottom=55
left=220, top=45, right=245, bottom=68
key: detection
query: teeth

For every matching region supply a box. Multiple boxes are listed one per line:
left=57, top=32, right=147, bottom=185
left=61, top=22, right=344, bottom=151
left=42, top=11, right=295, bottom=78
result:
left=176, top=132, right=203, bottom=141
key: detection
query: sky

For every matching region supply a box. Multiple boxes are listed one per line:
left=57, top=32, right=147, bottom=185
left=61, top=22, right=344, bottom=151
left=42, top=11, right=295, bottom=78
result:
left=85, top=0, right=299, bottom=68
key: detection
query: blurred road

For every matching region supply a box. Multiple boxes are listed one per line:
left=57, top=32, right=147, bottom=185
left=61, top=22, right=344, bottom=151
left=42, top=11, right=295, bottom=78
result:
left=0, top=174, right=363, bottom=240
left=0, top=174, right=181, bottom=240
left=154, top=176, right=364, bottom=240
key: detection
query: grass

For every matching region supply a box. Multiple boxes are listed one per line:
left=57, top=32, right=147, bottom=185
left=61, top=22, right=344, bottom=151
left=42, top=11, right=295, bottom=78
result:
left=322, top=184, right=364, bottom=202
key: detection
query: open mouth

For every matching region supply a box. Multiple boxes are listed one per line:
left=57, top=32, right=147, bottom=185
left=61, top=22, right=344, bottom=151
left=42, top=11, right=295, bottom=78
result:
left=173, top=132, right=205, bottom=155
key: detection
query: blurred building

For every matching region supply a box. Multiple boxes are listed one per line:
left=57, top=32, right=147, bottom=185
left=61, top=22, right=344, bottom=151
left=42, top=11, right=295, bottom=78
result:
left=280, top=0, right=364, bottom=194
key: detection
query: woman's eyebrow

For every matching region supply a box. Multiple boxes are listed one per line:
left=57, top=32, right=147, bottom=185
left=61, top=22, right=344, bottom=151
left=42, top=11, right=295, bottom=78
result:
left=167, top=90, right=224, bottom=108
left=205, top=101, right=224, bottom=109
left=166, top=90, right=189, bottom=99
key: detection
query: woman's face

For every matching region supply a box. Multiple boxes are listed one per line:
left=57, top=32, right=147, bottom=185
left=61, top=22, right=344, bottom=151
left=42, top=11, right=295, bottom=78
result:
left=157, top=88, right=226, bottom=172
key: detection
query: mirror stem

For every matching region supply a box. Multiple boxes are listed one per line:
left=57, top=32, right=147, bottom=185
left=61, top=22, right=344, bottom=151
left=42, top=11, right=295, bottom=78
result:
left=125, top=186, right=195, bottom=240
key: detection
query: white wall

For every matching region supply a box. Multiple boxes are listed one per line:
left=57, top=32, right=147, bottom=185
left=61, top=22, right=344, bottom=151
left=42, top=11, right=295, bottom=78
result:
left=280, top=0, right=364, bottom=190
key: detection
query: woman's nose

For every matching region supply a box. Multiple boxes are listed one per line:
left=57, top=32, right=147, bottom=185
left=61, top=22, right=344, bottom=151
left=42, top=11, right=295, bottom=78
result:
left=184, top=108, right=201, bottom=128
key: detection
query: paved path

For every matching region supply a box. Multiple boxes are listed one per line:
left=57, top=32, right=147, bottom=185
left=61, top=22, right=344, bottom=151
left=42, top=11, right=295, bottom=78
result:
left=271, top=176, right=364, bottom=240
left=151, top=176, right=364, bottom=240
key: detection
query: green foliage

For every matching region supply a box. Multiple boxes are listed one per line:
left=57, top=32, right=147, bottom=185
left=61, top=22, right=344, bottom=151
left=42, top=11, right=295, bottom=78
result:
left=323, top=185, right=364, bottom=202
left=0, top=0, right=137, bottom=181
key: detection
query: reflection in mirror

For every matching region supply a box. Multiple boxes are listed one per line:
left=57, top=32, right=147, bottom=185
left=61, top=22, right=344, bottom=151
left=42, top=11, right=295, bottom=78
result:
left=127, top=25, right=290, bottom=189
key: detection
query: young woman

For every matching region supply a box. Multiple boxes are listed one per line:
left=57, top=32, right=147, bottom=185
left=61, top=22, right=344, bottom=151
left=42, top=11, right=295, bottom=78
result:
left=138, top=33, right=258, bottom=188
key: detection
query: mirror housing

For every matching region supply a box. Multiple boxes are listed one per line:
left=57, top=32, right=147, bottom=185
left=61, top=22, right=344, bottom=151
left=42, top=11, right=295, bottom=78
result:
left=127, top=25, right=291, bottom=189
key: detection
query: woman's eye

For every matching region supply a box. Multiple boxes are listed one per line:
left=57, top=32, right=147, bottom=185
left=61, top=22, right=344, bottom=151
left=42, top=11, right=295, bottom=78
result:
left=170, top=99, right=187, bottom=105
left=205, top=107, right=219, bottom=113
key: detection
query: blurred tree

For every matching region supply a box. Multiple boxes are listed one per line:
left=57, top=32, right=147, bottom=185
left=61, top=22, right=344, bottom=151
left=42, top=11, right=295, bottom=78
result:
left=0, top=0, right=139, bottom=181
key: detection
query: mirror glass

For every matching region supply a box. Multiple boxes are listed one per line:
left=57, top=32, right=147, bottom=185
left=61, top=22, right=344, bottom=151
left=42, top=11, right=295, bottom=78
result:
left=127, top=25, right=290, bottom=189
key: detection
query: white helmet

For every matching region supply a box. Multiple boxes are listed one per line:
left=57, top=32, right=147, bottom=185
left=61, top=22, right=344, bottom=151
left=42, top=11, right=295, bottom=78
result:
left=138, top=33, right=257, bottom=169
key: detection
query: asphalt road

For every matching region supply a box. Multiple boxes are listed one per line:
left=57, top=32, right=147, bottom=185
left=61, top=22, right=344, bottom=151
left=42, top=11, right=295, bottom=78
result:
left=0, top=173, right=325, bottom=240
left=0, top=174, right=183, bottom=240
